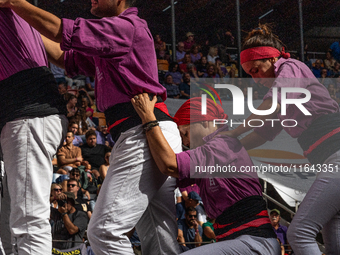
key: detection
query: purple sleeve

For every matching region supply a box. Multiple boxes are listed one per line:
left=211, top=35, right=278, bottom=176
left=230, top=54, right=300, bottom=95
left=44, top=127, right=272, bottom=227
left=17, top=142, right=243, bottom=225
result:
left=61, top=17, right=134, bottom=57
left=176, top=151, right=196, bottom=187
left=64, top=50, right=96, bottom=78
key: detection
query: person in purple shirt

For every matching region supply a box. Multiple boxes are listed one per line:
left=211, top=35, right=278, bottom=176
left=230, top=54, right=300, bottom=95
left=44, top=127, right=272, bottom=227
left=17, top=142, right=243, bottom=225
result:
left=131, top=95, right=280, bottom=255
left=0, top=0, right=183, bottom=254
left=0, top=8, right=67, bottom=255
left=222, top=24, right=340, bottom=255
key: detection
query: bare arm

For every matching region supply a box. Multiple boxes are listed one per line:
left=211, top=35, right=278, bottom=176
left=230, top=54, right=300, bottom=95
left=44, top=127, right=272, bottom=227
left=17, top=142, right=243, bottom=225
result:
left=131, top=94, right=179, bottom=178
left=178, top=229, right=186, bottom=246
left=220, top=98, right=280, bottom=139
left=62, top=213, right=79, bottom=235
left=203, top=226, right=216, bottom=240
left=41, top=35, right=65, bottom=69
left=3, top=0, right=63, bottom=42
left=58, top=155, right=83, bottom=166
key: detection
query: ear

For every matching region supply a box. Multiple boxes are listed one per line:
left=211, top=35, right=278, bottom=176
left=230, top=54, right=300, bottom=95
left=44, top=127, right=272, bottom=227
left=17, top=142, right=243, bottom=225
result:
left=201, top=121, right=209, bottom=128
left=269, top=57, right=278, bottom=64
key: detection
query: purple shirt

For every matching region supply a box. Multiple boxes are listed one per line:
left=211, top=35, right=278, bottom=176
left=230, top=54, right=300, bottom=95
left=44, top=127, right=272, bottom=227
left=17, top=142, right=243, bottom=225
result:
left=254, top=58, right=339, bottom=141
left=176, top=125, right=262, bottom=219
left=0, top=8, right=47, bottom=80
left=61, top=8, right=166, bottom=112
left=273, top=224, right=288, bottom=245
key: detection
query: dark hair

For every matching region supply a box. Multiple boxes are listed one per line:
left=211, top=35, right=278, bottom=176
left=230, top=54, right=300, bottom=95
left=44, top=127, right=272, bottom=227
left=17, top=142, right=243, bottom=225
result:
left=68, top=120, right=78, bottom=129
left=242, top=24, right=285, bottom=52
left=67, top=95, right=77, bottom=103
left=67, top=131, right=74, bottom=137
left=185, top=206, right=197, bottom=215
left=86, top=130, right=97, bottom=139
left=67, top=178, right=80, bottom=187
left=58, top=81, right=67, bottom=88
left=125, top=0, right=136, bottom=7
left=169, top=62, right=179, bottom=72
left=70, top=168, right=80, bottom=174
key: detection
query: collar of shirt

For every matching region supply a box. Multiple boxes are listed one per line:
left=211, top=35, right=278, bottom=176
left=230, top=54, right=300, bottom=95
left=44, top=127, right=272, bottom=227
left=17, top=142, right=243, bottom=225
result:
left=203, top=124, right=229, bottom=143
left=119, top=7, right=138, bottom=17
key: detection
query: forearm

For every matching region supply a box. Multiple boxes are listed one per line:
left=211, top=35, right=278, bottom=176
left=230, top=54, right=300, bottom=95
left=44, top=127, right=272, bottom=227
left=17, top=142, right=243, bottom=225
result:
left=9, top=0, right=62, bottom=42
left=194, top=232, right=202, bottom=247
left=142, top=114, right=179, bottom=178
left=62, top=214, right=79, bottom=235
left=41, top=35, right=65, bottom=69
left=59, top=157, right=79, bottom=165
left=231, top=99, right=280, bottom=137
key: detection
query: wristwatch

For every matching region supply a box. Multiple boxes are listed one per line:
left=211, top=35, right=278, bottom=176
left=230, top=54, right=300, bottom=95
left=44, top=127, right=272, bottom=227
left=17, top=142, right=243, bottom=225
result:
left=61, top=213, right=67, bottom=218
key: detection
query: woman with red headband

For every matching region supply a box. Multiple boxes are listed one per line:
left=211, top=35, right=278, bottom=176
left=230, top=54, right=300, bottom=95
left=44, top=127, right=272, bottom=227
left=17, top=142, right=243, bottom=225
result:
left=131, top=94, right=280, bottom=254
left=223, top=25, right=340, bottom=255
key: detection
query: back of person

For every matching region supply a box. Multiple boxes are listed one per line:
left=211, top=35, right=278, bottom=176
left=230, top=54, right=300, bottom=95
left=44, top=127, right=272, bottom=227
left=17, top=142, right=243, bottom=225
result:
left=0, top=9, right=46, bottom=80
left=64, top=8, right=166, bottom=111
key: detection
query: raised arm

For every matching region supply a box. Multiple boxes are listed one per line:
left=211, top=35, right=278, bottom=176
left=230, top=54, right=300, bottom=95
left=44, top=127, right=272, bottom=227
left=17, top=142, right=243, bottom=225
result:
left=131, top=93, right=179, bottom=178
left=41, top=35, right=65, bottom=69
left=1, top=0, right=62, bottom=42
left=219, top=98, right=280, bottom=139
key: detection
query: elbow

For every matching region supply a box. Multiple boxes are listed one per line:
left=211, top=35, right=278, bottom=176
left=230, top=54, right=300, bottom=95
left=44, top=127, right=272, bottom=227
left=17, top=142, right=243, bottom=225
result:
left=68, top=228, right=79, bottom=235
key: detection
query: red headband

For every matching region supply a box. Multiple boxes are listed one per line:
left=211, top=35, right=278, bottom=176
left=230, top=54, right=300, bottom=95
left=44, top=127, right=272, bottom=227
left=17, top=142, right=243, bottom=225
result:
left=240, top=46, right=290, bottom=65
left=173, top=97, right=228, bottom=126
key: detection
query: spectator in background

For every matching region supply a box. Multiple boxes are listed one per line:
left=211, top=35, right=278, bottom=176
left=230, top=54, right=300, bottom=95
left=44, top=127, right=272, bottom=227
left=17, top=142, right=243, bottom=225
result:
left=165, top=62, right=182, bottom=85
left=50, top=183, right=63, bottom=209
left=180, top=184, right=200, bottom=201
left=329, top=40, right=340, bottom=62
left=312, top=59, right=323, bottom=78
left=328, top=84, right=338, bottom=103
left=67, top=178, right=91, bottom=219
left=319, top=68, right=332, bottom=88
left=203, top=64, right=220, bottom=83
left=207, top=46, right=219, bottom=64
left=202, top=218, right=216, bottom=245
left=197, top=56, right=208, bottom=77
left=330, top=61, right=340, bottom=77
left=184, top=32, right=195, bottom=52
left=50, top=192, right=88, bottom=250
left=163, top=74, right=180, bottom=99
left=324, top=51, right=336, bottom=71
left=177, top=207, right=203, bottom=250
left=154, top=34, right=166, bottom=54
left=157, top=49, right=170, bottom=72
left=187, top=63, right=199, bottom=80
left=176, top=191, right=207, bottom=226
left=176, top=42, right=186, bottom=64
left=76, top=108, right=89, bottom=135
left=180, top=53, right=193, bottom=73
left=66, top=95, right=78, bottom=119
left=81, top=97, right=94, bottom=120
left=96, top=125, right=115, bottom=148
left=190, top=44, right=202, bottom=64
left=68, top=121, right=83, bottom=146
left=99, top=151, right=111, bottom=181
left=270, top=209, right=288, bottom=248
left=179, top=73, right=192, bottom=99
left=58, top=81, right=73, bottom=102
left=80, top=130, right=111, bottom=172
left=57, top=132, right=83, bottom=174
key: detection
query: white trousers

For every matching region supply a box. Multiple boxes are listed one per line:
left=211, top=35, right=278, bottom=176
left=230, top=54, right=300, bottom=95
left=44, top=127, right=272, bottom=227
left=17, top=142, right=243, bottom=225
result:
left=181, top=236, right=280, bottom=255
left=0, top=115, right=67, bottom=255
left=288, top=150, right=340, bottom=255
left=88, top=121, right=182, bottom=255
